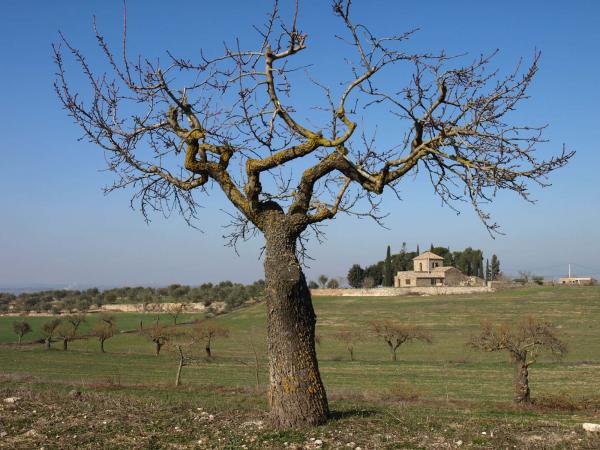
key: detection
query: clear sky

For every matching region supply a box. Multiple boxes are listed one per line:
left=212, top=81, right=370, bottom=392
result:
left=1, top=1, right=599, bottom=289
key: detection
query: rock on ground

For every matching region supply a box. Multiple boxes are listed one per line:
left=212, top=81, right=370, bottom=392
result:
left=582, top=423, right=600, bottom=432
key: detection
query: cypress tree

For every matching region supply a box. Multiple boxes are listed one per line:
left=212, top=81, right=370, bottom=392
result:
left=478, top=253, right=484, bottom=278
left=383, top=245, right=394, bottom=287
left=398, top=242, right=407, bottom=271
left=491, top=255, right=500, bottom=280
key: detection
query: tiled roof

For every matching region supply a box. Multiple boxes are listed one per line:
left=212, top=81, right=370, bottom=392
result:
left=413, top=251, right=444, bottom=260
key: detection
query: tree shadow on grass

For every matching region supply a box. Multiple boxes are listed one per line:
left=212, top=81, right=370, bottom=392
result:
left=329, top=408, right=378, bottom=421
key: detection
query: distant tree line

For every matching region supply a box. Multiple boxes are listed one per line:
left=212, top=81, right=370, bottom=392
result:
left=346, top=243, right=501, bottom=288
left=0, top=281, right=265, bottom=313
left=307, top=276, right=341, bottom=290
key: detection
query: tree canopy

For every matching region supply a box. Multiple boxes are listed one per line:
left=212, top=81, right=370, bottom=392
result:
left=54, top=1, right=572, bottom=245
left=53, top=0, right=573, bottom=428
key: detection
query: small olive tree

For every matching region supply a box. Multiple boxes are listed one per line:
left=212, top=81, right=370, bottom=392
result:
left=41, top=318, right=62, bottom=350
left=91, top=315, right=118, bottom=353
left=12, top=321, right=32, bottom=345
left=65, top=313, right=87, bottom=332
left=191, top=320, right=230, bottom=357
left=167, top=327, right=199, bottom=387
left=372, top=320, right=432, bottom=361
left=333, top=329, right=362, bottom=361
left=166, top=303, right=185, bottom=325
left=143, top=321, right=170, bottom=356
left=56, top=314, right=87, bottom=350
left=56, top=322, right=75, bottom=351
left=469, top=317, right=567, bottom=404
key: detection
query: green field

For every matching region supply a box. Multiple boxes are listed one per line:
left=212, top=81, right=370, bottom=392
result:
left=1, top=286, right=600, bottom=448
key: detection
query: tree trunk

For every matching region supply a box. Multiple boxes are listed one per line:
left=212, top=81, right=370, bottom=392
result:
left=349, top=347, right=354, bottom=361
left=100, top=338, right=105, bottom=353
left=155, top=341, right=162, bottom=356
left=514, top=359, right=531, bottom=404
left=175, top=346, right=184, bottom=387
left=264, top=219, right=329, bottom=428
left=63, top=338, right=68, bottom=351
left=18, top=335, right=22, bottom=345
left=46, top=337, right=51, bottom=350
left=205, top=343, right=212, bottom=358
left=388, top=342, right=397, bottom=361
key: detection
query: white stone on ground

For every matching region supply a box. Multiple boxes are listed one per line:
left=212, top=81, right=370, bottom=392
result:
left=582, top=423, right=600, bottom=432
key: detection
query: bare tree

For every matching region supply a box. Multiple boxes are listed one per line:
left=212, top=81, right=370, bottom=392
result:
left=56, top=322, right=75, bottom=351
left=318, top=275, right=329, bottom=288
left=53, top=0, right=573, bottom=427
left=191, top=320, right=230, bottom=358
left=12, top=321, right=32, bottom=345
left=372, top=321, right=432, bottom=361
left=91, top=315, right=118, bottom=353
left=469, top=317, right=567, bottom=404
left=142, top=321, right=170, bottom=356
left=166, top=303, right=185, bottom=325
left=517, top=270, right=533, bottom=283
left=166, top=327, right=197, bottom=387
left=56, top=314, right=87, bottom=350
left=333, top=329, right=362, bottom=361
left=174, top=343, right=187, bottom=387
left=65, top=313, right=87, bottom=333
left=41, top=318, right=62, bottom=350
left=326, top=278, right=340, bottom=289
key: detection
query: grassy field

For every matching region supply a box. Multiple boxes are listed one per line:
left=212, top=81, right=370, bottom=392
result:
left=1, top=286, right=600, bottom=448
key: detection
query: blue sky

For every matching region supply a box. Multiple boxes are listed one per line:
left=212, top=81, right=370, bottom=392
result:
left=1, top=1, right=599, bottom=288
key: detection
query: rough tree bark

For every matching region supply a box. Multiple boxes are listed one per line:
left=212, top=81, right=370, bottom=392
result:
left=205, top=338, right=212, bottom=358
left=514, top=358, right=531, bottom=404
left=63, top=338, right=68, bottom=351
left=99, top=338, right=105, bottom=353
left=263, top=214, right=329, bottom=428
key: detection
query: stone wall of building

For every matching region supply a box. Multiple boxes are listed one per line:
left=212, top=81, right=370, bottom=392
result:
left=311, top=286, right=493, bottom=297
left=443, top=268, right=465, bottom=286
